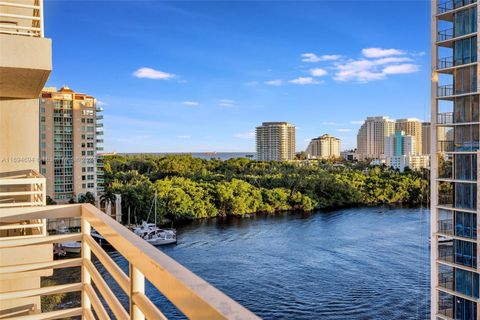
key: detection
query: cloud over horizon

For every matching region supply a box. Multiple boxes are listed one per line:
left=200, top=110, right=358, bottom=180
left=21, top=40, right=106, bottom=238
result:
left=133, top=67, right=175, bottom=80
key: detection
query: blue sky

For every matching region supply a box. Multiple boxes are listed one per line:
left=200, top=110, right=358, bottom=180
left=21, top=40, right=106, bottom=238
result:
left=44, top=1, right=430, bottom=152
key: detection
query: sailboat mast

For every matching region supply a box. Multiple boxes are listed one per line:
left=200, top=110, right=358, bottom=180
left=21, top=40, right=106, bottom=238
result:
left=154, top=190, right=157, bottom=227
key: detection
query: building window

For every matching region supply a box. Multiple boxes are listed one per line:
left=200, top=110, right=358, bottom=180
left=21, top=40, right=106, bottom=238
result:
left=454, top=239, right=477, bottom=268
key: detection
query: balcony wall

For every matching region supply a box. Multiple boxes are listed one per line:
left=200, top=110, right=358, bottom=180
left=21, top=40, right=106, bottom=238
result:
left=0, top=99, right=40, bottom=173
left=0, top=34, right=51, bottom=99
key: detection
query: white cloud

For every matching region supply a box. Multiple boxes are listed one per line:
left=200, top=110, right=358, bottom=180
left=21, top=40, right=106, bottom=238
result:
left=322, top=121, right=340, bottom=126
left=334, top=58, right=420, bottom=83
left=96, top=100, right=107, bottom=107
left=234, top=131, right=255, bottom=139
left=382, top=64, right=420, bottom=74
left=362, top=48, right=405, bottom=58
left=349, top=120, right=364, bottom=125
left=289, top=77, right=319, bottom=85
left=133, top=67, right=175, bottom=80
left=265, top=79, right=283, bottom=86
left=218, top=99, right=235, bottom=107
left=301, top=53, right=341, bottom=62
left=310, top=68, right=328, bottom=77
left=336, top=128, right=353, bottom=132
left=182, top=101, right=199, bottom=106
left=176, top=135, right=191, bottom=139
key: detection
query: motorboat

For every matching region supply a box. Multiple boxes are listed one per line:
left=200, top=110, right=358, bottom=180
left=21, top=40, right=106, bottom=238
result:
left=56, top=221, right=82, bottom=254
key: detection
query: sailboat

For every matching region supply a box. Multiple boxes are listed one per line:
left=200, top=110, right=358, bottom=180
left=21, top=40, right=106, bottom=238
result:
left=56, top=221, right=82, bottom=254
left=132, top=191, right=177, bottom=246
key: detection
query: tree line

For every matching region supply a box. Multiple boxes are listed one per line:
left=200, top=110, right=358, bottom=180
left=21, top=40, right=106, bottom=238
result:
left=101, top=154, right=429, bottom=222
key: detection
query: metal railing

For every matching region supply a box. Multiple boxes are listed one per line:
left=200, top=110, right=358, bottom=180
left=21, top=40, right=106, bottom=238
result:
left=438, top=28, right=454, bottom=42
left=438, top=219, right=454, bottom=235
left=438, top=140, right=455, bottom=152
left=437, top=56, right=454, bottom=69
left=0, top=0, right=44, bottom=37
left=438, top=0, right=454, bottom=13
left=0, top=203, right=259, bottom=319
left=438, top=85, right=454, bottom=97
left=437, top=112, right=454, bottom=125
left=438, top=241, right=454, bottom=263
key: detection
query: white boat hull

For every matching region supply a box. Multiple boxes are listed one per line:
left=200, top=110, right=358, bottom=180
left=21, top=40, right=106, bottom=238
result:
left=147, top=238, right=177, bottom=246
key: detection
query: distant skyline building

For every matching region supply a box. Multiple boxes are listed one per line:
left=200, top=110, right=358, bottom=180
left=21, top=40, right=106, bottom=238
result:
left=432, top=1, right=479, bottom=318
left=384, top=130, right=428, bottom=172
left=256, top=122, right=295, bottom=161
left=356, top=116, right=395, bottom=160
left=384, top=131, right=415, bottom=158
left=395, top=118, right=422, bottom=155
left=305, top=134, right=341, bottom=159
left=40, top=86, right=104, bottom=202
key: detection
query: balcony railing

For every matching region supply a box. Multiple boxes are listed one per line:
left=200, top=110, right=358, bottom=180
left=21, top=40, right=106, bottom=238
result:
left=438, top=218, right=454, bottom=235
left=0, top=203, right=259, bottom=319
left=0, top=169, right=46, bottom=208
left=0, top=0, right=44, bottom=37
left=438, top=140, right=455, bottom=152
left=438, top=84, right=454, bottom=97
left=437, top=112, right=454, bottom=125
left=438, top=240, right=454, bottom=263
left=438, top=28, right=454, bottom=42
left=96, top=115, right=103, bottom=120
left=437, top=56, right=454, bottom=69
left=438, top=0, right=454, bottom=13
left=96, top=107, right=103, bottom=113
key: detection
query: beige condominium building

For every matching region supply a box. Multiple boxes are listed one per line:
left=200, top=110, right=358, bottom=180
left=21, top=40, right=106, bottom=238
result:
left=395, top=118, right=423, bottom=155
left=305, top=134, right=341, bottom=159
left=422, top=121, right=432, bottom=155
left=40, top=87, right=104, bottom=203
left=0, top=0, right=53, bottom=315
left=356, top=116, right=395, bottom=160
left=256, top=122, right=296, bottom=161
left=432, top=1, right=479, bottom=319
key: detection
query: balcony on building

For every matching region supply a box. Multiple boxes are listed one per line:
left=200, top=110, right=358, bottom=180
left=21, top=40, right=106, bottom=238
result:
left=437, top=14, right=477, bottom=49
left=437, top=112, right=454, bottom=125
left=437, top=0, right=477, bottom=21
left=0, top=0, right=51, bottom=99
left=438, top=180, right=477, bottom=212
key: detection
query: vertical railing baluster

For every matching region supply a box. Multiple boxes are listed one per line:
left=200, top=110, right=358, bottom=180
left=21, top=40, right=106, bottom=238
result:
left=130, top=264, right=146, bottom=320
left=82, top=212, right=92, bottom=318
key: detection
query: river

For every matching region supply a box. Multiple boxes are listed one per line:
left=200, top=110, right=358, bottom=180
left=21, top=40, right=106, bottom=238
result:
left=100, top=207, right=431, bottom=319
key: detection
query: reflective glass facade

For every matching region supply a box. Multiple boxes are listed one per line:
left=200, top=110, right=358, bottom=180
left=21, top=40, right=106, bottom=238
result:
left=434, top=1, right=479, bottom=319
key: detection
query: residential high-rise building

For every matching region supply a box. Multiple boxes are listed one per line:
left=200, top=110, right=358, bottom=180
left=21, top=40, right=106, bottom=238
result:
left=356, top=116, right=395, bottom=160
left=256, top=122, right=295, bottom=161
left=0, top=0, right=53, bottom=314
left=39, top=87, right=104, bottom=203
left=384, top=131, right=416, bottom=157
left=384, top=131, right=429, bottom=172
left=305, top=134, right=341, bottom=159
left=433, top=1, right=479, bottom=319
left=422, top=122, right=431, bottom=155
left=395, top=118, right=422, bottom=155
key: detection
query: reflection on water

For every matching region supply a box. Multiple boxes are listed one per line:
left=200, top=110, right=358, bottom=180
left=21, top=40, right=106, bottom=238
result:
left=98, top=207, right=430, bottom=319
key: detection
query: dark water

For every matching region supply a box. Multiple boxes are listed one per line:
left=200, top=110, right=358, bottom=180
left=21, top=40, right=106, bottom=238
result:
left=98, top=207, right=431, bottom=319
left=122, top=152, right=255, bottom=160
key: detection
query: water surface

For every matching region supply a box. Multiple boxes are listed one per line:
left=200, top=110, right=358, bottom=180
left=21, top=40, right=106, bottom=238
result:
left=101, top=207, right=430, bottom=319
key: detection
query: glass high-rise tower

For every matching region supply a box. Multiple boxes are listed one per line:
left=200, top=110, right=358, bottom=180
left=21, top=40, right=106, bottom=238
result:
left=432, top=1, right=479, bottom=319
